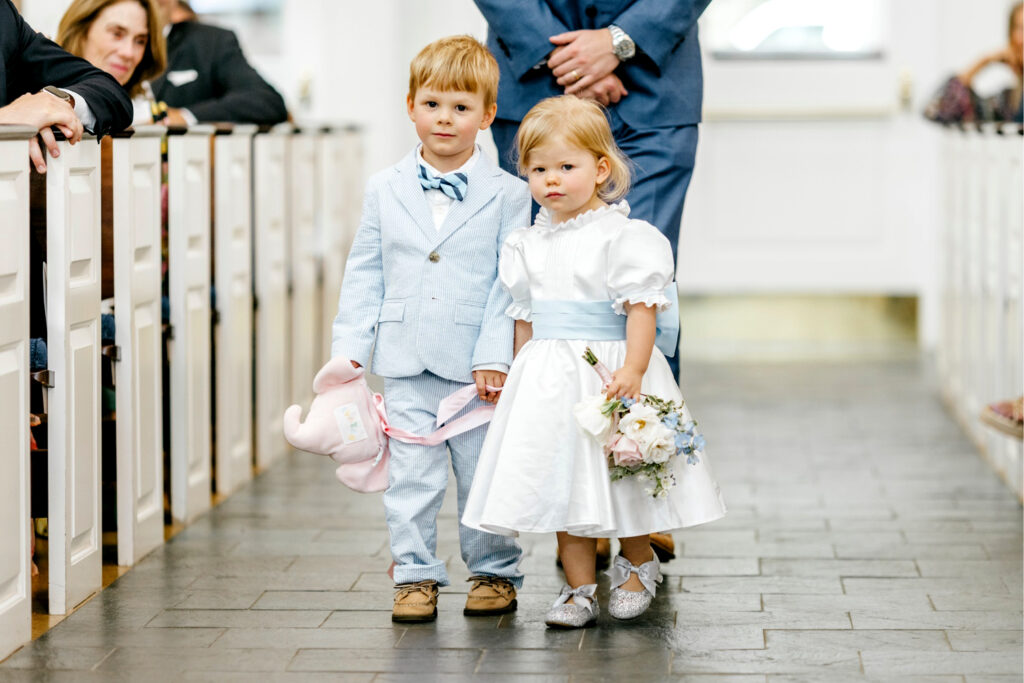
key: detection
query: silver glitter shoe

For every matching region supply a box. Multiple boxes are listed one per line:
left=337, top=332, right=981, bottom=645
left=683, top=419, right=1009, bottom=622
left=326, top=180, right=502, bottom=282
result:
left=544, top=584, right=599, bottom=629
left=606, top=553, right=662, bottom=620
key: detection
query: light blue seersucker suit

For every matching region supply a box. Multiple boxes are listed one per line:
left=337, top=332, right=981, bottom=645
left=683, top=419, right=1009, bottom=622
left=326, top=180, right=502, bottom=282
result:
left=332, top=147, right=530, bottom=587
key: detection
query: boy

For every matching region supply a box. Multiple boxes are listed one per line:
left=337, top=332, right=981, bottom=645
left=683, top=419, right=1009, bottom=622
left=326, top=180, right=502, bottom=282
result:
left=332, top=35, right=529, bottom=623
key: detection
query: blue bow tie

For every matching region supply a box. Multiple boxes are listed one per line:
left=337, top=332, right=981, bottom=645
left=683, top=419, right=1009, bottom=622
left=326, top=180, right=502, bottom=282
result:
left=418, top=164, right=468, bottom=201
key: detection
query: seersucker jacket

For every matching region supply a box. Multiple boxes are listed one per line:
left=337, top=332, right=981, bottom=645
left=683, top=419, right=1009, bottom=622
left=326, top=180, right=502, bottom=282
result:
left=331, top=147, right=531, bottom=384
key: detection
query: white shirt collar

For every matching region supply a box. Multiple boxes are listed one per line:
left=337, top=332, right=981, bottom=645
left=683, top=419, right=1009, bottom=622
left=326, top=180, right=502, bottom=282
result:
left=417, top=144, right=480, bottom=177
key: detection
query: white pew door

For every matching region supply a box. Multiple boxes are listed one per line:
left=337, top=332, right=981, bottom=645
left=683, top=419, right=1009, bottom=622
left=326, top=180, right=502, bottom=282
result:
left=0, top=126, right=36, bottom=656
left=317, top=129, right=344, bottom=363
left=167, top=127, right=214, bottom=524
left=253, top=128, right=290, bottom=470
left=46, top=135, right=103, bottom=614
left=112, top=128, right=164, bottom=566
left=213, top=127, right=255, bottom=496
left=289, top=132, right=319, bottom=409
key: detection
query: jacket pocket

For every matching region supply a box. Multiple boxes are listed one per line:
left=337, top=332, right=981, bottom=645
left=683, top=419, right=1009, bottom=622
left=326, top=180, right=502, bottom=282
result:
left=455, top=302, right=485, bottom=327
left=378, top=301, right=405, bottom=323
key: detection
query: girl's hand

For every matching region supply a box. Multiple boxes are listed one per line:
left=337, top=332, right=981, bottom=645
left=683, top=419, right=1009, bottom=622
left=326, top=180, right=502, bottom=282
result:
left=605, top=365, right=643, bottom=400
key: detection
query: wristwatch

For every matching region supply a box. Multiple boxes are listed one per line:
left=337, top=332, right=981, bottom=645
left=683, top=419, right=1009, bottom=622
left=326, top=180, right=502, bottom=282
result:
left=42, top=85, right=75, bottom=109
left=608, top=25, right=636, bottom=61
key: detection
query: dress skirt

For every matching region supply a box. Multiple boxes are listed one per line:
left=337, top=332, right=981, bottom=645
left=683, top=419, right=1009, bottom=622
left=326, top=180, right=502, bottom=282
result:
left=461, top=337, right=727, bottom=538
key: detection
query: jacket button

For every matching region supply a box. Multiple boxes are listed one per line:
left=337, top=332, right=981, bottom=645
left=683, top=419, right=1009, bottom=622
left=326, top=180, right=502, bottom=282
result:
left=585, top=5, right=597, bottom=19
left=428, top=251, right=440, bottom=263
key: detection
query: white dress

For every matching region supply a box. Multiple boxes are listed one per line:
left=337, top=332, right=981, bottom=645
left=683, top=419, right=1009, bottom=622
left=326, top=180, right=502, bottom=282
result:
left=462, top=202, right=727, bottom=538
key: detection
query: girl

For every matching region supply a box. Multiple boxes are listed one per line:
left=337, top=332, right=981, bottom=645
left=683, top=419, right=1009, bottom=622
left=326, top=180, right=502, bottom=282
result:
left=462, top=96, right=726, bottom=628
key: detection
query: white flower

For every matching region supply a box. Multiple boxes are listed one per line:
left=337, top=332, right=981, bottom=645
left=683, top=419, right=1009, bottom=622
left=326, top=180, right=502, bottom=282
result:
left=618, top=403, right=660, bottom=443
left=573, top=394, right=616, bottom=442
left=644, top=426, right=676, bottom=464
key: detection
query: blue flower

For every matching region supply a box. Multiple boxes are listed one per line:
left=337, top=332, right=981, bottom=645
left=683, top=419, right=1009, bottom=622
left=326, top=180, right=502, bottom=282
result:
left=682, top=420, right=696, bottom=433
left=674, top=432, right=689, bottom=450
left=621, top=397, right=636, bottom=408
left=662, top=412, right=679, bottom=429
left=692, top=434, right=706, bottom=451
left=687, top=453, right=700, bottom=465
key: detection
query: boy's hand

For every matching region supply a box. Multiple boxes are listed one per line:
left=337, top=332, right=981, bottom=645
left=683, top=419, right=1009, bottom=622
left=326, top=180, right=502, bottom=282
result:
left=605, top=366, right=643, bottom=400
left=473, top=369, right=506, bottom=404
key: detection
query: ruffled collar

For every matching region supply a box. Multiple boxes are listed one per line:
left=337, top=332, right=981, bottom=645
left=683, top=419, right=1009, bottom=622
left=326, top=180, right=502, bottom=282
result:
left=533, top=200, right=630, bottom=231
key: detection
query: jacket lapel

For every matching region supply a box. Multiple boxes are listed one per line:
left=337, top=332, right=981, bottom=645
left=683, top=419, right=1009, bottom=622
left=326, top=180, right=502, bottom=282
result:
left=434, top=151, right=501, bottom=246
left=389, top=149, right=436, bottom=242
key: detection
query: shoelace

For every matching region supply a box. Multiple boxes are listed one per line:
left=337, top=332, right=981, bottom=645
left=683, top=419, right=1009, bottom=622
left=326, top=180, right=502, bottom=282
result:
left=395, top=581, right=436, bottom=601
left=467, top=575, right=513, bottom=595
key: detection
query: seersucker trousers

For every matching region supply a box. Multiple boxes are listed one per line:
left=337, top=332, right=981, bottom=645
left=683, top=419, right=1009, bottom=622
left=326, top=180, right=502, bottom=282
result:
left=383, top=372, right=523, bottom=587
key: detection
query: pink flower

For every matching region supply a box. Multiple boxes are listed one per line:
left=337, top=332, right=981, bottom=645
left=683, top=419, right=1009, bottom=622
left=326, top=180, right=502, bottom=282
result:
left=608, top=434, right=644, bottom=467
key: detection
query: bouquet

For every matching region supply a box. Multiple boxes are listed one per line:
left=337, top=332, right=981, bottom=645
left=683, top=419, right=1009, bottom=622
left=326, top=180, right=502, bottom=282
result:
left=573, top=348, right=705, bottom=498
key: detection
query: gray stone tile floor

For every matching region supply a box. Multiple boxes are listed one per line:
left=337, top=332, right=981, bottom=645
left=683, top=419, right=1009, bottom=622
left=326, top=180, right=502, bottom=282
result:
left=3, top=359, right=1022, bottom=681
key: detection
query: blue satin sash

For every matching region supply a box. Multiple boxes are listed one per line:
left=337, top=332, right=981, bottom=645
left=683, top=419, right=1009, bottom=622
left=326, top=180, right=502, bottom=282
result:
left=530, top=284, right=679, bottom=358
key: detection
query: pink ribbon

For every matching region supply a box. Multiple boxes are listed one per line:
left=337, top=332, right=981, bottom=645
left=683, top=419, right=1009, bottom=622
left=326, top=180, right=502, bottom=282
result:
left=373, top=384, right=501, bottom=447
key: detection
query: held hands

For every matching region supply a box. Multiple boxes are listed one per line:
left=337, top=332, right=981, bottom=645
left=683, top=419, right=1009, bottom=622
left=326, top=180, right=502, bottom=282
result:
left=578, top=73, right=629, bottom=106
left=605, top=364, right=644, bottom=401
left=473, top=369, right=506, bottom=404
left=0, top=92, right=84, bottom=173
left=548, top=29, right=623, bottom=97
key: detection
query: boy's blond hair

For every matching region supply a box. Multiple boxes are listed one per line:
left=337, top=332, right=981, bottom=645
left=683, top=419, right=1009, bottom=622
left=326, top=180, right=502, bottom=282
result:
left=515, top=96, right=632, bottom=202
left=409, top=35, right=499, bottom=108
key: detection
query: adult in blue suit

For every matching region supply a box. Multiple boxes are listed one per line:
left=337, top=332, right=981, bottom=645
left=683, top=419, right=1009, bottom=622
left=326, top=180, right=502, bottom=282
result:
left=474, top=0, right=711, bottom=380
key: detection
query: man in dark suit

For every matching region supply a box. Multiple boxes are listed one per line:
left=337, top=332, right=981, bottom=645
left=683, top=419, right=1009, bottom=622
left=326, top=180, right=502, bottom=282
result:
left=475, top=0, right=712, bottom=565
left=0, top=0, right=132, bottom=172
left=151, top=0, right=288, bottom=125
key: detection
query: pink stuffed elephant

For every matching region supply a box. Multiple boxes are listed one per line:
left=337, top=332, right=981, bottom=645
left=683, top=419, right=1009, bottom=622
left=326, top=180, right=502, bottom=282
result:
left=282, top=355, right=390, bottom=492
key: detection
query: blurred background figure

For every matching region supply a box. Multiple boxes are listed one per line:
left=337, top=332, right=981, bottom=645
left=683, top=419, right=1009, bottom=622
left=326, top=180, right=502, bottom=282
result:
left=925, top=1, right=1023, bottom=123
left=148, top=0, right=287, bottom=125
left=56, top=0, right=167, bottom=125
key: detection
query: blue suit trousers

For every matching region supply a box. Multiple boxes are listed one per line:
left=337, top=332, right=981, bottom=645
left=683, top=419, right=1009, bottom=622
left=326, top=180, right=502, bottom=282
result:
left=383, top=372, right=524, bottom=587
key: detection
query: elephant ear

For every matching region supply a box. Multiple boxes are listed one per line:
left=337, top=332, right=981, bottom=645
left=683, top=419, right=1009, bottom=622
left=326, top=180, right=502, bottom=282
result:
left=312, top=355, right=365, bottom=393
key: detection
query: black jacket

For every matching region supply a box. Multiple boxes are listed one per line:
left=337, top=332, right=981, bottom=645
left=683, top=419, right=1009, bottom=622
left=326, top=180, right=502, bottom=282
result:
left=152, top=21, right=288, bottom=124
left=0, top=0, right=132, bottom=136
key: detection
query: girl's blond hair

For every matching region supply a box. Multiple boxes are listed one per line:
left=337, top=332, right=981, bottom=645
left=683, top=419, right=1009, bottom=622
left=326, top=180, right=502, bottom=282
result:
left=57, top=0, right=166, bottom=98
left=515, top=95, right=631, bottom=202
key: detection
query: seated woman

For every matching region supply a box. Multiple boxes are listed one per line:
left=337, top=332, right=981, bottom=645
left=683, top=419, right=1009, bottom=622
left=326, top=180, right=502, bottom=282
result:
left=926, top=2, right=1023, bottom=124
left=57, top=0, right=167, bottom=126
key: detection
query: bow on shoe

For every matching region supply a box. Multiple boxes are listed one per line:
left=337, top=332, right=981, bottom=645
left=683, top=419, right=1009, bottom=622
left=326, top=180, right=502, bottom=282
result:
left=607, top=555, right=663, bottom=596
left=554, top=583, right=598, bottom=609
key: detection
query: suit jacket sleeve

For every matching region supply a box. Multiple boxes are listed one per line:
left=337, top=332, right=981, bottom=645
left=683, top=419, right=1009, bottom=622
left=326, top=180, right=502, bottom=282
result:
left=184, top=29, right=287, bottom=124
left=471, top=180, right=531, bottom=368
left=331, top=181, right=384, bottom=366
left=612, top=0, right=711, bottom=73
left=3, top=0, right=131, bottom=135
left=473, top=1, right=569, bottom=80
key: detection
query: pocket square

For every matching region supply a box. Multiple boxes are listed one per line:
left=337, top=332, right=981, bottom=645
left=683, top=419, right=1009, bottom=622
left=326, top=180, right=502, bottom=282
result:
left=166, top=69, right=199, bottom=87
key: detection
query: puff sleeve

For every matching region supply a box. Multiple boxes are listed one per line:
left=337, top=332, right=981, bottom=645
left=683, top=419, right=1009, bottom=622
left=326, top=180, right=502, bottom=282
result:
left=607, top=220, right=675, bottom=315
left=499, top=229, right=532, bottom=321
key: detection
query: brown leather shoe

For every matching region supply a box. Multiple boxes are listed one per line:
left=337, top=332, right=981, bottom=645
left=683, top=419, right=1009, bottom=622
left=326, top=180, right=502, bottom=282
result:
left=650, top=533, right=676, bottom=562
left=464, top=576, right=517, bottom=616
left=392, top=580, right=438, bottom=623
left=555, top=537, right=613, bottom=571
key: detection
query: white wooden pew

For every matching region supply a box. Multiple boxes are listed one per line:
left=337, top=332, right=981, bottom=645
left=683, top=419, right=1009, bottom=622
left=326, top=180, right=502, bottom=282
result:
left=111, top=126, right=165, bottom=566
left=939, top=124, right=1024, bottom=499
left=0, top=125, right=37, bottom=656
left=43, top=133, right=103, bottom=614
left=253, top=125, right=292, bottom=470
left=167, top=126, right=214, bottom=523
left=213, top=125, right=257, bottom=496
left=289, top=130, right=319, bottom=410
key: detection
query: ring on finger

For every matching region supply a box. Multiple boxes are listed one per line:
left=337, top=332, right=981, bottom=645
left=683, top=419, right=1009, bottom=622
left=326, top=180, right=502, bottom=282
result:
left=571, top=69, right=581, bottom=82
